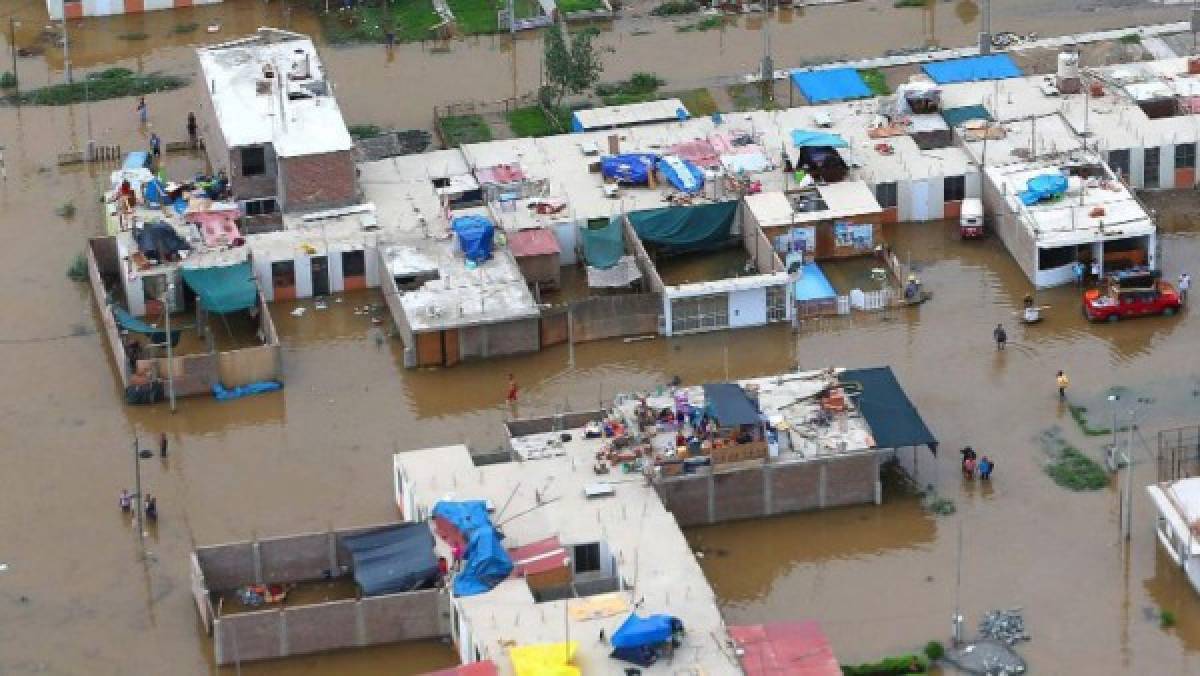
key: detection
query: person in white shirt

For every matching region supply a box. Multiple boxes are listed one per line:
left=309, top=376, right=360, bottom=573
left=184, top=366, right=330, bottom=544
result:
left=1179, top=272, right=1191, bottom=304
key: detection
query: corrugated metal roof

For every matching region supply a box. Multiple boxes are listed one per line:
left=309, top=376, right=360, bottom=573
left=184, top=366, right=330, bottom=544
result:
left=730, top=621, right=841, bottom=676
left=509, top=228, right=561, bottom=258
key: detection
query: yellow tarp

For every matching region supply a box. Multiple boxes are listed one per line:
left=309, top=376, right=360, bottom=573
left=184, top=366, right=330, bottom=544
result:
left=509, top=641, right=580, bottom=676
left=567, top=591, right=628, bottom=622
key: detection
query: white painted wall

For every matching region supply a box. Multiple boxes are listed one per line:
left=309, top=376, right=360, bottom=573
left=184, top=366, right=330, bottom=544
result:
left=365, top=243, right=382, bottom=287
left=328, top=248, right=346, bottom=293
left=966, top=170, right=983, bottom=199
left=1129, top=145, right=1145, bottom=189
left=728, top=287, right=767, bottom=328
left=294, top=255, right=314, bottom=299
left=909, top=179, right=932, bottom=222
left=1035, top=262, right=1077, bottom=288
left=1160, top=143, right=1176, bottom=190
left=252, top=253, right=274, bottom=302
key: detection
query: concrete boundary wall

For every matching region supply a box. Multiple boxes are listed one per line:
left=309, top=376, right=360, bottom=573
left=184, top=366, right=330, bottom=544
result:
left=87, top=238, right=130, bottom=390
left=505, top=410, right=607, bottom=439
left=568, top=293, right=662, bottom=343
left=654, top=451, right=880, bottom=526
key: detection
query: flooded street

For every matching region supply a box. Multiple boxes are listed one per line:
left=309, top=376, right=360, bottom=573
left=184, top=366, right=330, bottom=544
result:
left=2, top=0, right=1200, bottom=674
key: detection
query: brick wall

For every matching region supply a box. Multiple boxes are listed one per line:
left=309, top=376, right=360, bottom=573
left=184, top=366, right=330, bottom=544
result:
left=824, top=453, right=877, bottom=507
left=568, top=293, right=662, bottom=342
left=767, top=461, right=821, bottom=514
left=278, top=150, right=357, bottom=212
left=712, top=468, right=765, bottom=522
left=228, top=144, right=278, bottom=202
left=655, top=474, right=712, bottom=527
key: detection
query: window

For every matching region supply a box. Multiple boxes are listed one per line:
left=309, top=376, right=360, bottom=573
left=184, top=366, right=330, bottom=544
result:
left=944, top=175, right=966, bottom=202
left=1108, top=149, right=1130, bottom=181
left=573, top=543, right=601, bottom=575
left=766, top=285, right=787, bottom=322
left=671, top=294, right=729, bottom=334
left=1144, top=147, right=1160, bottom=189
left=242, top=197, right=278, bottom=217
left=1176, top=143, right=1196, bottom=169
left=875, top=182, right=898, bottom=209
left=241, top=146, right=267, bottom=177
left=342, top=250, right=366, bottom=278
left=1038, top=245, right=1076, bottom=270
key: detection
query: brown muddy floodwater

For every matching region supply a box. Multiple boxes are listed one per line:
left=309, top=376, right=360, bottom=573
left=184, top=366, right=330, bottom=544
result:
left=2, top=1, right=1200, bottom=674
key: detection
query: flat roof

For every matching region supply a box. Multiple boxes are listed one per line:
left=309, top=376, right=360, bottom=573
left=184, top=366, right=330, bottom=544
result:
left=1147, top=478, right=1200, bottom=558
left=984, top=158, right=1155, bottom=248
left=394, top=441, right=733, bottom=675
left=961, top=113, right=1082, bottom=167
left=571, top=98, right=688, bottom=131
left=744, top=181, right=882, bottom=228
left=197, top=28, right=353, bottom=158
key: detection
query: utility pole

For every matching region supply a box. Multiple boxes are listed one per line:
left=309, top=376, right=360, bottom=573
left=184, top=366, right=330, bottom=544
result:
left=133, top=435, right=146, bottom=558
left=1123, top=407, right=1136, bottom=541
left=61, top=16, right=71, bottom=84
left=509, top=0, right=518, bottom=100
left=164, top=284, right=177, bottom=413
left=979, top=0, right=992, bottom=55
left=8, top=18, right=19, bottom=98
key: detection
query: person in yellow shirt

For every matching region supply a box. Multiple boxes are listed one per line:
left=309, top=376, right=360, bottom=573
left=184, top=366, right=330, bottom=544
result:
left=1056, top=370, right=1069, bottom=400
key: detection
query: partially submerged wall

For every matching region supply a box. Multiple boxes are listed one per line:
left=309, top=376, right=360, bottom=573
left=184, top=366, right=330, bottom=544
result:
left=655, top=452, right=880, bottom=526
left=87, top=238, right=130, bottom=390
left=505, top=410, right=608, bottom=438
left=568, top=293, right=662, bottom=342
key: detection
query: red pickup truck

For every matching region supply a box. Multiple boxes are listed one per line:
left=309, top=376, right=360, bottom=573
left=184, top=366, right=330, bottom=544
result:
left=1083, top=271, right=1181, bottom=322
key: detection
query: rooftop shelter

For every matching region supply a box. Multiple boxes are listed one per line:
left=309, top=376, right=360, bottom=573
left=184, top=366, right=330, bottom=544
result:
left=790, top=68, right=873, bottom=104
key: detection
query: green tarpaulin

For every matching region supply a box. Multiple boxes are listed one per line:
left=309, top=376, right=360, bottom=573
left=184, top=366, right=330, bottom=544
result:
left=181, top=262, right=258, bottom=314
left=582, top=216, right=625, bottom=269
left=112, top=304, right=181, bottom=347
left=628, top=202, right=738, bottom=253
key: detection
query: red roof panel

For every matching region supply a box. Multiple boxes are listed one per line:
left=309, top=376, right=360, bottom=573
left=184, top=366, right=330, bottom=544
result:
left=509, top=228, right=561, bottom=258
left=729, top=621, right=841, bottom=676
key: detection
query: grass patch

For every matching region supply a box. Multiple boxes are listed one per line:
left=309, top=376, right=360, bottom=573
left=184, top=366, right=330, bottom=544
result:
left=440, top=114, right=493, bottom=147
left=677, top=15, right=724, bottom=32
left=1067, top=405, right=1131, bottom=436
left=506, top=105, right=571, bottom=137
left=171, top=22, right=200, bottom=35
left=317, top=0, right=443, bottom=43
left=1118, top=33, right=1141, bottom=45
left=923, top=641, right=945, bottom=661
left=118, top=31, right=150, bottom=41
left=859, top=68, right=889, bottom=96
left=348, top=124, right=385, bottom=140
left=650, top=0, right=700, bottom=16
left=841, top=653, right=929, bottom=675
left=557, top=0, right=605, bottom=13
left=1045, top=445, right=1109, bottom=491
left=726, top=82, right=764, bottom=112
left=893, top=0, right=929, bottom=6
left=0, top=72, right=15, bottom=89
left=922, top=493, right=955, bottom=516
left=1161, top=609, right=1177, bottom=628
left=13, top=69, right=186, bottom=106
left=66, top=253, right=88, bottom=282
left=670, top=88, right=718, bottom=116
left=446, top=0, right=501, bottom=34
left=596, top=72, right=665, bottom=105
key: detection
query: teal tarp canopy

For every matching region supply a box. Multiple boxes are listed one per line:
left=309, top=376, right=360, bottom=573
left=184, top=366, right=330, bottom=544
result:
left=582, top=216, right=625, bottom=269
left=628, top=202, right=738, bottom=253
left=112, top=304, right=181, bottom=347
left=181, top=262, right=258, bottom=314
left=791, top=130, right=849, bottom=148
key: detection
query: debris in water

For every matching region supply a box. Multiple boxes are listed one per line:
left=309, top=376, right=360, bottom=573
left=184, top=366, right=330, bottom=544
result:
left=979, top=608, right=1029, bottom=646
left=291, top=307, right=306, bottom=317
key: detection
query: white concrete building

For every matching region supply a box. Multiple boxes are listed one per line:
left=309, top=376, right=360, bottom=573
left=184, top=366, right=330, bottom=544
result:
left=48, top=0, right=221, bottom=20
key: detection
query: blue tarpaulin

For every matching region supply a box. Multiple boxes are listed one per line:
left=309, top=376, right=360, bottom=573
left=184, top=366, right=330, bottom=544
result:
left=794, top=262, right=837, bottom=301
left=656, top=156, right=704, bottom=193
left=1018, top=173, right=1068, bottom=206
left=213, top=381, right=282, bottom=401
left=342, top=524, right=439, bottom=596
left=122, top=151, right=152, bottom=171
left=791, top=130, right=849, bottom=149
left=601, top=153, right=659, bottom=184
left=451, top=215, right=495, bottom=263
left=703, top=383, right=760, bottom=427
left=941, top=104, right=992, bottom=129
left=611, top=614, right=679, bottom=649
left=922, top=54, right=1022, bottom=85
left=180, top=262, right=258, bottom=314
left=135, top=221, right=190, bottom=261
left=582, top=216, right=625, bottom=269
left=839, top=367, right=938, bottom=453
left=432, top=500, right=513, bottom=597
left=790, top=68, right=872, bottom=104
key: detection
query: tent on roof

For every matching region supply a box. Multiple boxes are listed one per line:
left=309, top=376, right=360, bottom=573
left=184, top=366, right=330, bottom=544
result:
left=601, top=153, right=659, bottom=184
left=432, top=500, right=513, bottom=597
left=791, top=130, right=849, bottom=149
left=181, top=262, right=258, bottom=314
left=703, top=383, right=760, bottom=427
left=838, top=367, right=937, bottom=453
left=509, top=642, right=580, bottom=676
left=656, top=156, right=705, bottom=193
left=341, top=523, right=439, bottom=596
left=790, top=68, right=871, bottom=104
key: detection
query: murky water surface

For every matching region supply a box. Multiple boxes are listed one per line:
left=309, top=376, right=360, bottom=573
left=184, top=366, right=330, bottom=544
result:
left=1, top=0, right=1199, bottom=674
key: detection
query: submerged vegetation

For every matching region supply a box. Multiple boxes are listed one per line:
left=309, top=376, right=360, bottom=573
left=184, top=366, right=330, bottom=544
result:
left=11, top=68, right=186, bottom=106
left=1045, top=445, right=1109, bottom=491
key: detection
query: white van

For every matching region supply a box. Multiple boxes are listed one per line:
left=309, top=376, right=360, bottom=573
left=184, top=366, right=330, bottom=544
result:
left=960, top=198, right=984, bottom=238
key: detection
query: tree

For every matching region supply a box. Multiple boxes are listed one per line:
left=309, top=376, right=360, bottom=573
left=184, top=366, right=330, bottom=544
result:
left=542, top=25, right=605, bottom=111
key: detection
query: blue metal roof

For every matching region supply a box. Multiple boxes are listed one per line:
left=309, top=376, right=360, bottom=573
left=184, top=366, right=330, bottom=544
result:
left=922, top=54, right=1023, bottom=85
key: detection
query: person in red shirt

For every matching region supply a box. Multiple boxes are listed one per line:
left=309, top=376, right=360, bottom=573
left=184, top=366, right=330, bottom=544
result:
left=505, top=374, right=519, bottom=405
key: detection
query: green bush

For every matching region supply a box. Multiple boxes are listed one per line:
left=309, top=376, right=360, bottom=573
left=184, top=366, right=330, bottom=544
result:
left=15, top=71, right=186, bottom=106
left=923, top=640, right=944, bottom=661
left=1045, top=446, right=1109, bottom=491
left=171, top=22, right=200, bottom=34
left=1161, top=609, right=1177, bottom=628
left=90, top=68, right=135, bottom=80
left=860, top=68, right=889, bottom=96
left=841, top=653, right=928, bottom=675
left=677, top=15, right=723, bottom=32
left=596, top=72, right=665, bottom=105
left=893, top=0, right=928, bottom=7
left=348, top=124, right=385, bottom=140
left=506, top=106, right=571, bottom=138
left=650, top=0, right=700, bottom=16
left=56, top=202, right=76, bottom=219
left=1118, top=33, right=1141, bottom=45
left=0, top=72, right=16, bottom=89
left=66, top=253, right=88, bottom=282
left=118, top=31, right=149, bottom=41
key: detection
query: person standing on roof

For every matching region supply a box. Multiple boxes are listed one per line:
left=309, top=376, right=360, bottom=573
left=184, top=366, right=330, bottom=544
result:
left=149, top=133, right=161, bottom=162
left=993, top=323, right=1007, bottom=351
left=186, top=112, right=198, bottom=147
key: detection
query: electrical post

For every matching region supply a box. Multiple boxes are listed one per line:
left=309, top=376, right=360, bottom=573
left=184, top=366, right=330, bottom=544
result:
left=8, top=18, right=19, bottom=99
left=133, top=435, right=145, bottom=558
left=164, top=284, right=177, bottom=413
left=61, top=17, right=71, bottom=84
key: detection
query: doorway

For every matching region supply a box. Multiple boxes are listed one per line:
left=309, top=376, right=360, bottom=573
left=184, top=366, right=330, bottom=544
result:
left=311, top=256, right=330, bottom=296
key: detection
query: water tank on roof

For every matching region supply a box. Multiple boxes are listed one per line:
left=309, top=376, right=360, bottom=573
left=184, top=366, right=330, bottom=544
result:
left=1058, top=51, right=1080, bottom=80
